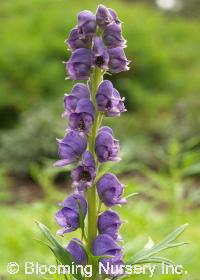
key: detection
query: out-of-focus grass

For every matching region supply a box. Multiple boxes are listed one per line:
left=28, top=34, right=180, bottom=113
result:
left=0, top=196, right=199, bottom=280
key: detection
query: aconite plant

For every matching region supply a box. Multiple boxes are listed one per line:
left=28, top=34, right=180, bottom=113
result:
left=38, top=5, right=188, bottom=280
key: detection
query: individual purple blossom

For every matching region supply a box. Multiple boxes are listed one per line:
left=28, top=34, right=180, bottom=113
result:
left=63, top=83, right=90, bottom=117
left=66, top=28, right=92, bottom=50
left=97, top=173, right=126, bottom=207
left=54, top=131, right=87, bottom=167
left=67, top=48, right=92, bottom=80
left=96, top=80, right=126, bottom=117
left=98, top=210, right=122, bottom=241
left=95, top=126, right=120, bottom=162
left=78, top=10, right=96, bottom=37
left=92, top=37, right=109, bottom=70
left=71, top=151, right=96, bottom=191
left=96, top=5, right=120, bottom=27
left=55, top=193, right=87, bottom=235
left=108, top=47, right=130, bottom=73
left=103, top=23, right=126, bottom=49
left=68, top=98, right=95, bottom=133
left=65, top=238, right=87, bottom=265
left=92, top=234, right=124, bottom=276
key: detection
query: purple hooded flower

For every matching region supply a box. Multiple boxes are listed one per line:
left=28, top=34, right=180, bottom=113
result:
left=55, top=193, right=87, bottom=235
left=96, top=80, right=126, bottom=117
left=68, top=98, right=95, bottom=133
left=67, top=48, right=92, bottom=80
left=54, top=131, right=87, bottom=167
left=92, top=234, right=124, bottom=276
left=71, top=151, right=96, bottom=191
left=95, top=126, right=120, bottom=162
left=97, top=173, right=126, bottom=207
left=93, top=37, right=109, bottom=70
left=63, top=83, right=90, bottom=117
left=108, top=47, right=130, bottom=73
left=66, top=28, right=92, bottom=50
left=98, top=210, right=122, bottom=240
left=78, top=10, right=96, bottom=37
left=96, top=5, right=120, bottom=27
left=65, top=238, right=87, bottom=265
left=103, top=23, right=126, bottom=49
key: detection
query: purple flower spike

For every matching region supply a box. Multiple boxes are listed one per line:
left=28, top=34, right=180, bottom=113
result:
left=65, top=238, right=87, bottom=265
left=69, top=98, right=95, bottom=133
left=93, top=37, right=109, bottom=70
left=103, top=23, right=126, bottom=49
left=66, top=28, right=92, bottom=50
left=54, top=131, right=87, bottom=167
left=72, top=151, right=96, bottom=191
left=98, top=210, right=122, bottom=240
left=55, top=193, right=87, bottom=235
left=63, top=83, right=90, bottom=117
left=67, top=48, right=92, bottom=80
left=108, top=47, right=130, bottom=73
left=78, top=10, right=96, bottom=37
left=96, top=5, right=120, bottom=27
left=92, top=234, right=124, bottom=276
left=95, top=126, right=120, bottom=162
left=96, top=80, right=126, bottom=117
left=97, top=173, right=127, bottom=207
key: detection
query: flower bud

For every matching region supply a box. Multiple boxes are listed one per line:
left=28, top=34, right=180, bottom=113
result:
left=96, top=5, right=120, bottom=27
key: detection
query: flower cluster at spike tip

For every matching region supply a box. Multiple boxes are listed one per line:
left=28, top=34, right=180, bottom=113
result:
left=54, top=4, right=130, bottom=278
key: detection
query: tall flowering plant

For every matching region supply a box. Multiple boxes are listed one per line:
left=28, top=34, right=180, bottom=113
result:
left=37, top=5, right=188, bottom=280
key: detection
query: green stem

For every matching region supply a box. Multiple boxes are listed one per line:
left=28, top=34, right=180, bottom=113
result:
left=87, top=67, right=103, bottom=251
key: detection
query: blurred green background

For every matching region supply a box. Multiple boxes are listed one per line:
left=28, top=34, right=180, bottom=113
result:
left=0, top=0, right=199, bottom=279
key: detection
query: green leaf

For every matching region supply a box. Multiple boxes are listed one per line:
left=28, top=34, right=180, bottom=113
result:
left=127, top=224, right=188, bottom=265
left=36, top=221, right=83, bottom=280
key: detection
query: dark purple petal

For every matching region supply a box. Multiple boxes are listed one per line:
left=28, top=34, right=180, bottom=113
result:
left=103, top=23, right=126, bottom=49
left=108, top=47, right=129, bottom=73
left=54, top=131, right=87, bottom=167
left=96, top=5, right=114, bottom=27
left=55, top=193, right=87, bottom=235
left=96, top=80, right=126, bottom=117
left=66, top=28, right=92, bottom=50
left=97, top=173, right=126, bottom=207
left=65, top=238, right=87, bottom=265
left=93, top=37, right=109, bottom=70
left=95, top=126, right=120, bottom=162
left=98, top=210, right=122, bottom=240
left=69, top=112, right=93, bottom=133
left=67, top=48, right=92, bottom=80
left=71, top=151, right=96, bottom=191
left=78, top=10, right=96, bottom=36
left=92, top=234, right=121, bottom=256
left=108, top=8, right=121, bottom=25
